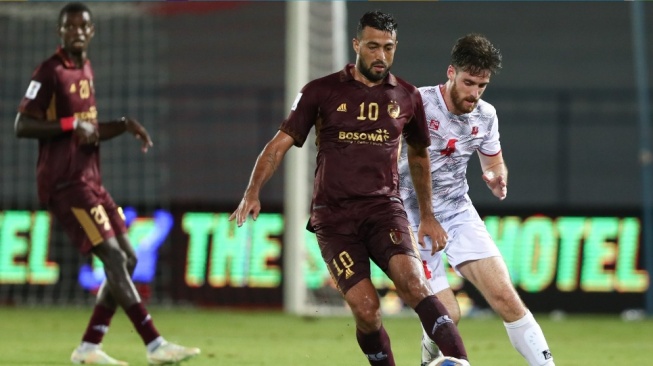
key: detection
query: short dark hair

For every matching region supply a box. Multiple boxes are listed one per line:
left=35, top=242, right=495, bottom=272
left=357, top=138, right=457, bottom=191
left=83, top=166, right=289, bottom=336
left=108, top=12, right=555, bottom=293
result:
left=58, top=2, right=92, bottom=26
left=357, top=10, right=398, bottom=38
left=451, top=34, right=502, bottom=76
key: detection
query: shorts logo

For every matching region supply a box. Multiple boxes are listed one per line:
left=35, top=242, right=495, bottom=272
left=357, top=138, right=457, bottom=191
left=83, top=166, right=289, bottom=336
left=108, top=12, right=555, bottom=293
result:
left=387, top=100, right=400, bottom=119
left=389, top=229, right=402, bottom=244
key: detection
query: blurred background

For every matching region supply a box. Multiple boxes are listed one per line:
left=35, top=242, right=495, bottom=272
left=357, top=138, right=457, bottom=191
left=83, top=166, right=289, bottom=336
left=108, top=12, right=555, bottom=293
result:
left=0, top=1, right=651, bottom=317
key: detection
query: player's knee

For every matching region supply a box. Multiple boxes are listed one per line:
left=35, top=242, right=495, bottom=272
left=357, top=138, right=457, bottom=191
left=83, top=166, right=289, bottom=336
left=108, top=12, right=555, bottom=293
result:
left=351, top=304, right=381, bottom=330
left=398, top=283, right=432, bottom=308
left=100, top=245, right=129, bottom=269
left=489, top=291, right=526, bottom=319
left=126, top=255, right=137, bottom=273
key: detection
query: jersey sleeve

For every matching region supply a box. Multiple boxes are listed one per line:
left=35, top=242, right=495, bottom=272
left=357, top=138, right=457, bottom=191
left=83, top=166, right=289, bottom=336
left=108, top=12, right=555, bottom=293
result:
left=479, top=114, right=502, bottom=156
left=18, top=62, right=56, bottom=119
left=402, top=87, right=431, bottom=148
left=279, top=81, right=320, bottom=147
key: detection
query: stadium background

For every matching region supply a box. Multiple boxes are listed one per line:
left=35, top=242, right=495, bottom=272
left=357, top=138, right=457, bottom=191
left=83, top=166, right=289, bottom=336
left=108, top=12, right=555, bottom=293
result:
left=0, top=2, right=652, bottom=315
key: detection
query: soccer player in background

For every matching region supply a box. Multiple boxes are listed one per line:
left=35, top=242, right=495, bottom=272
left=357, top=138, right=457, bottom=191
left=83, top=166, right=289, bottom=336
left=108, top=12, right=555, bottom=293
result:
left=14, top=2, right=200, bottom=365
left=398, top=34, right=555, bottom=366
left=231, top=10, right=470, bottom=366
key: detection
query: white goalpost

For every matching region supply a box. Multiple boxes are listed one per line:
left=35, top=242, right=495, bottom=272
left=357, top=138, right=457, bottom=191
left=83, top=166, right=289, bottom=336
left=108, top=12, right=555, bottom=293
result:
left=283, top=1, right=348, bottom=315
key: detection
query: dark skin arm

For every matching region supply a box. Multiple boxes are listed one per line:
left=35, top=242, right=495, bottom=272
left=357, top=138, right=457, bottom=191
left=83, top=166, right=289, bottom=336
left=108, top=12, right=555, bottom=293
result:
left=15, top=111, right=153, bottom=152
left=98, top=117, right=153, bottom=152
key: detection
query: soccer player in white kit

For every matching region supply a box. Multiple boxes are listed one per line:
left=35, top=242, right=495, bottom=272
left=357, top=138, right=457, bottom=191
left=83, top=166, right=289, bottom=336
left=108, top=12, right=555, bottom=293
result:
left=398, top=34, right=555, bottom=366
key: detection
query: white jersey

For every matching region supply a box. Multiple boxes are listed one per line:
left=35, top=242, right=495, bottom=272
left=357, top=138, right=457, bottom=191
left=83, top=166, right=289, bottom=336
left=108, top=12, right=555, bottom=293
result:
left=399, top=85, right=501, bottom=224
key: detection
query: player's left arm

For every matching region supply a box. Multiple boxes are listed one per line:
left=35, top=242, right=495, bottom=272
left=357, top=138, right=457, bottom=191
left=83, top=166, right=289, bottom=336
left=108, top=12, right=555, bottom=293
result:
left=98, top=117, right=153, bottom=153
left=407, top=144, right=448, bottom=254
left=479, top=151, right=508, bottom=200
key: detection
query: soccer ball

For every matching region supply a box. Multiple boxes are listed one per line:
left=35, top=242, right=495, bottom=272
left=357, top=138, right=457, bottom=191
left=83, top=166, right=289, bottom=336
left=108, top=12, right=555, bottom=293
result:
left=427, top=356, right=470, bottom=366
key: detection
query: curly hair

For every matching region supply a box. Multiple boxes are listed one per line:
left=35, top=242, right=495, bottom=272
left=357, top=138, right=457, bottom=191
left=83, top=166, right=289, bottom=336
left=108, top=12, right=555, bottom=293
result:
left=451, top=33, right=502, bottom=76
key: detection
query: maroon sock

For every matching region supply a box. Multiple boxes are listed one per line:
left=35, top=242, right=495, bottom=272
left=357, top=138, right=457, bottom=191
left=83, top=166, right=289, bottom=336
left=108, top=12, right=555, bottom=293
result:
left=355, top=326, right=395, bottom=366
left=125, top=303, right=161, bottom=345
left=81, top=304, right=116, bottom=344
left=415, top=295, right=468, bottom=360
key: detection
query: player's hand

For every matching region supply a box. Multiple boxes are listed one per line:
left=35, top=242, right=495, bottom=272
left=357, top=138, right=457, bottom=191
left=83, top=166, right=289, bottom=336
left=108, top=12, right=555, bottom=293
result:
left=124, top=117, right=153, bottom=153
left=229, top=192, right=261, bottom=227
left=482, top=171, right=507, bottom=200
left=74, top=119, right=99, bottom=145
left=418, top=216, right=448, bottom=255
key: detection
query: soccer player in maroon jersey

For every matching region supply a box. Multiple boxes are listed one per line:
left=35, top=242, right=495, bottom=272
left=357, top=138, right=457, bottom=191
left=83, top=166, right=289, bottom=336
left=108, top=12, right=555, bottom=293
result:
left=231, top=10, right=470, bottom=366
left=14, top=3, right=199, bottom=365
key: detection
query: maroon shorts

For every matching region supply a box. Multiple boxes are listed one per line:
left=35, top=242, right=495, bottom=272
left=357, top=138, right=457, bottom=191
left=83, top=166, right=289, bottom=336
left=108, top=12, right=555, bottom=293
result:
left=310, top=198, right=420, bottom=295
left=48, top=184, right=127, bottom=254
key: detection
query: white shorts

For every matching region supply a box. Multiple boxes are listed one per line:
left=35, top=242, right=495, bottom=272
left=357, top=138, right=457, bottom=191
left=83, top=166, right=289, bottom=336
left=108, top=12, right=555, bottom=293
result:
left=412, top=206, right=502, bottom=293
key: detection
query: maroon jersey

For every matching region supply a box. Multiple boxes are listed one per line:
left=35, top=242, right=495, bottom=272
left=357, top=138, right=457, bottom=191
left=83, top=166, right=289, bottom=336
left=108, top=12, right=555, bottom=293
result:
left=18, top=47, right=101, bottom=204
left=280, top=64, right=430, bottom=210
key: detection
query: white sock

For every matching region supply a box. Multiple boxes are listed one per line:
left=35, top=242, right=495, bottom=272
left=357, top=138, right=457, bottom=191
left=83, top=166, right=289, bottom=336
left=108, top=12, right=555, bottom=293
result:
left=421, top=327, right=443, bottom=361
left=504, top=311, right=555, bottom=366
left=146, top=336, right=165, bottom=353
left=78, top=342, right=100, bottom=351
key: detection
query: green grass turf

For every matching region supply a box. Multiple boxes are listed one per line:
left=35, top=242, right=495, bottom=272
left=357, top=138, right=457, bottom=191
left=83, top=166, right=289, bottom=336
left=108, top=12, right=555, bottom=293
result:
left=0, top=306, right=651, bottom=365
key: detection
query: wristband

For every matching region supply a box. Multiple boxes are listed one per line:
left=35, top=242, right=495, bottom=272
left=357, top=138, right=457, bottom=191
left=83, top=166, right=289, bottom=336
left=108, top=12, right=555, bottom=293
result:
left=60, top=117, right=78, bottom=131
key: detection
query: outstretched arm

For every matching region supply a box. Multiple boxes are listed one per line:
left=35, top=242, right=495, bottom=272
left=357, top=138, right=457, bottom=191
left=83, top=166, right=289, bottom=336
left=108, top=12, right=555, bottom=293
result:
left=230, top=130, right=295, bottom=227
left=407, top=144, right=448, bottom=254
left=479, top=152, right=508, bottom=200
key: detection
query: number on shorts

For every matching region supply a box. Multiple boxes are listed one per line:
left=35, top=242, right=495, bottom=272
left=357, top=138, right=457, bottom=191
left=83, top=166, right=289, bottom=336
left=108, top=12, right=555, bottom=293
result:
left=90, top=204, right=111, bottom=231
left=332, top=251, right=355, bottom=279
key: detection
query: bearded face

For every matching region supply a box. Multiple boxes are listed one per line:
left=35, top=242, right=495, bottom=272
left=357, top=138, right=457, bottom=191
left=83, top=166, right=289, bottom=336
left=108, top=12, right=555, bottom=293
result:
left=450, top=78, right=480, bottom=114
left=353, top=26, right=396, bottom=85
left=447, top=68, right=491, bottom=115
left=357, top=58, right=390, bottom=83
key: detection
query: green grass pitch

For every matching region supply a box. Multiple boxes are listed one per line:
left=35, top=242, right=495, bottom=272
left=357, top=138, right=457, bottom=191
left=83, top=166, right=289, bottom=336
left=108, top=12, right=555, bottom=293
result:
left=0, top=307, right=651, bottom=365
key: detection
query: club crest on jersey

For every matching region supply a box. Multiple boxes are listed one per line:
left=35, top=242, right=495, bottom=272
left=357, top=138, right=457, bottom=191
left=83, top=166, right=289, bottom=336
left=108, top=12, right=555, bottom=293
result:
left=387, top=100, right=400, bottom=119
left=429, top=119, right=440, bottom=130
left=471, top=126, right=479, bottom=135
left=389, top=229, right=402, bottom=244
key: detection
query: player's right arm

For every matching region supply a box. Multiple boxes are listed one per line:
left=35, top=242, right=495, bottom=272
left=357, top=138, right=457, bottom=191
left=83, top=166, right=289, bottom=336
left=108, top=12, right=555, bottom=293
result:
left=229, top=130, right=295, bottom=227
left=14, top=110, right=62, bottom=138
left=15, top=111, right=99, bottom=144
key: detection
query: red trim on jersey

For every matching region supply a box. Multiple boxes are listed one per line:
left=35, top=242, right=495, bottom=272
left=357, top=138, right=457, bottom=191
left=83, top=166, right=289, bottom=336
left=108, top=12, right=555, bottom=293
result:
left=479, top=149, right=502, bottom=157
